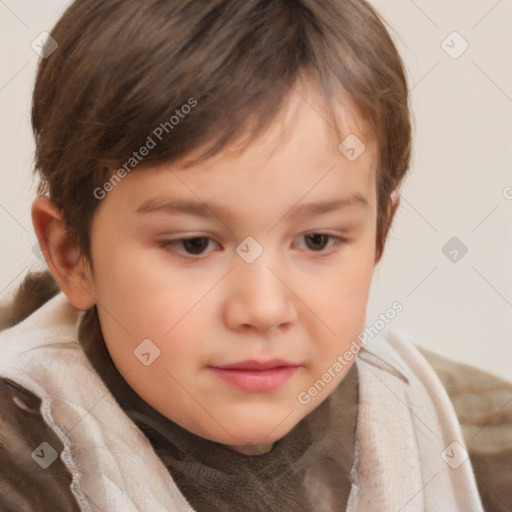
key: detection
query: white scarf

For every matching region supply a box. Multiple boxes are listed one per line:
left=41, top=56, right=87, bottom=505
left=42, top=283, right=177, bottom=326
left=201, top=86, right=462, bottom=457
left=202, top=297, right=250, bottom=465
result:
left=0, top=292, right=483, bottom=511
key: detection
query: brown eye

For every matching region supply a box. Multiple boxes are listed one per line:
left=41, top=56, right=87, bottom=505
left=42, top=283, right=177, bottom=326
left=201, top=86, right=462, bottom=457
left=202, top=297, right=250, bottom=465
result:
left=158, top=236, right=215, bottom=258
left=304, top=233, right=330, bottom=251
left=182, top=237, right=210, bottom=254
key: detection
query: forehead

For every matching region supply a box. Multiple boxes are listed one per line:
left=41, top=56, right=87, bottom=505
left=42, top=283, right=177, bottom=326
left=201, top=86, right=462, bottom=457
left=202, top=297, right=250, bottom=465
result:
left=102, top=82, right=378, bottom=225
left=179, top=77, right=375, bottom=173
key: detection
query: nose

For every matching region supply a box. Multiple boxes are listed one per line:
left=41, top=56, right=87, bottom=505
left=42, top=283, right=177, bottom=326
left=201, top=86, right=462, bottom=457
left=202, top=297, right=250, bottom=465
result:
left=223, top=255, right=298, bottom=334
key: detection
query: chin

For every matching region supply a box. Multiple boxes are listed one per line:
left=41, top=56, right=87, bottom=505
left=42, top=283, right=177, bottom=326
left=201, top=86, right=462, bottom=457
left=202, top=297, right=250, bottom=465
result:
left=201, top=414, right=296, bottom=448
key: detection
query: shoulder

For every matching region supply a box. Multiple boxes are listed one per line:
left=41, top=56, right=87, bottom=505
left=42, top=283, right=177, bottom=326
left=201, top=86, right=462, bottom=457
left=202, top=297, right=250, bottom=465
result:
left=0, top=270, right=60, bottom=332
left=370, top=329, right=512, bottom=511
left=0, top=376, right=80, bottom=511
left=0, top=271, right=82, bottom=510
left=416, top=343, right=512, bottom=511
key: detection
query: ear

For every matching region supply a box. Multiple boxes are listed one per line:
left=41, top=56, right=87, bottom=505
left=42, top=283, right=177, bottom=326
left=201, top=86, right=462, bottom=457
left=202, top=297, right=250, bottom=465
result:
left=31, top=197, right=96, bottom=311
left=374, top=192, right=400, bottom=265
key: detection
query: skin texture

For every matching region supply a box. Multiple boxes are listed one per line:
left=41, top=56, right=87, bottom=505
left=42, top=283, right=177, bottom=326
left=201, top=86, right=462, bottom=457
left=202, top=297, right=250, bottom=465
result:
left=32, top=82, right=397, bottom=456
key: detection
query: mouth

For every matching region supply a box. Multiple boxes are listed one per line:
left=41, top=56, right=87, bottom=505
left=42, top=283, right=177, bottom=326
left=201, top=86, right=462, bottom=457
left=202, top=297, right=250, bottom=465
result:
left=208, top=359, right=300, bottom=393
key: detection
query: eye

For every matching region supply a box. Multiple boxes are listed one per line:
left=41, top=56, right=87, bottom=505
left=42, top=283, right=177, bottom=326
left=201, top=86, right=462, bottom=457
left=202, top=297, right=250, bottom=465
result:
left=298, top=233, right=346, bottom=254
left=158, top=233, right=347, bottom=260
left=158, top=236, right=217, bottom=257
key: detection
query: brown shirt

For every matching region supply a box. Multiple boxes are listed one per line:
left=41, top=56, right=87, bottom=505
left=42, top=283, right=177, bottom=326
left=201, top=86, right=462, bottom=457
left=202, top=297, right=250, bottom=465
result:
left=78, top=306, right=359, bottom=512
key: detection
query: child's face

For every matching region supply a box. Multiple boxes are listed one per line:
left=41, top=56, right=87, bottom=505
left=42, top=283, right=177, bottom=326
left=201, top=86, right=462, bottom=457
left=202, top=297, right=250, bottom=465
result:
left=86, top=86, right=378, bottom=453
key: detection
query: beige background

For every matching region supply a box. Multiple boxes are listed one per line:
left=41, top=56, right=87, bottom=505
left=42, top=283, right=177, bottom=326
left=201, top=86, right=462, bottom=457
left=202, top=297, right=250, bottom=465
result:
left=1, top=1, right=511, bottom=380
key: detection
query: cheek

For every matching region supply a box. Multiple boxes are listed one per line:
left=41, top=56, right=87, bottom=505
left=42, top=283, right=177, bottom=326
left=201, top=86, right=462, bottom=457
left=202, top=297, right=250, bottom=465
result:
left=304, top=247, right=375, bottom=364
left=90, top=238, right=210, bottom=374
left=312, top=249, right=374, bottom=325
left=90, top=241, right=173, bottom=326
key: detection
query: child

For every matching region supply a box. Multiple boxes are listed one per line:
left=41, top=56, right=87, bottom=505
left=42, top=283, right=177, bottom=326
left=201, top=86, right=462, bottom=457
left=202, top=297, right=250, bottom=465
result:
left=0, top=0, right=510, bottom=510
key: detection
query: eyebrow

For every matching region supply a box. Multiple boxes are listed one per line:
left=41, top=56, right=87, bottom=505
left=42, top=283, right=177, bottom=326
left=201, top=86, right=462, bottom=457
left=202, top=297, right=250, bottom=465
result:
left=135, top=194, right=369, bottom=221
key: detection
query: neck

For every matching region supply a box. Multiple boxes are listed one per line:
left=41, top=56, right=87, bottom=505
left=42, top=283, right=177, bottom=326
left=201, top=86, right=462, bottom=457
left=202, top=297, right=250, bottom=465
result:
left=224, top=441, right=275, bottom=455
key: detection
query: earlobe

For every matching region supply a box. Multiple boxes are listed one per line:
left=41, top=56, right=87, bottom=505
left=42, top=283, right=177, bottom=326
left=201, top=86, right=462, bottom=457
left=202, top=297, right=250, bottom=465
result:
left=31, top=197, right=96, bottom=311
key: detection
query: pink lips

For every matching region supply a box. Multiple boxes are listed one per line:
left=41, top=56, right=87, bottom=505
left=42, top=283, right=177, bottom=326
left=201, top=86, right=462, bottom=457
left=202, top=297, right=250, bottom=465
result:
left=209, top=359, right=300, bottom=392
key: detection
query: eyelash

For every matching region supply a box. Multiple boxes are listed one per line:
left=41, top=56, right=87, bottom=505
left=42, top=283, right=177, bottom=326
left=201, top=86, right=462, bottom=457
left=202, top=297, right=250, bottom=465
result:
left=157, top=233, right=348, bottom=260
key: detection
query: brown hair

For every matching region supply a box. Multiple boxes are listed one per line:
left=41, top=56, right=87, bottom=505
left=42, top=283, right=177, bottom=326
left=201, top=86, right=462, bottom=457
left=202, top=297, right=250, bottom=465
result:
left=32, top=0, right=411, bottom=262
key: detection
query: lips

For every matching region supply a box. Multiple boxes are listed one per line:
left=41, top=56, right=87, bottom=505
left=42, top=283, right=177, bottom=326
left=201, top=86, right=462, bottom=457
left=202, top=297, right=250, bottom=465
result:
left=213, top=359, right=295, bottom=371
left=209, top=359, right=300, bottom=392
